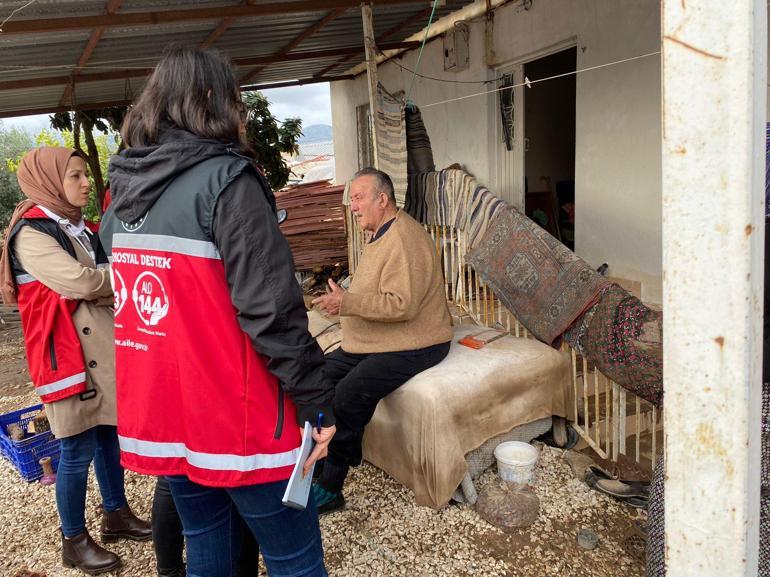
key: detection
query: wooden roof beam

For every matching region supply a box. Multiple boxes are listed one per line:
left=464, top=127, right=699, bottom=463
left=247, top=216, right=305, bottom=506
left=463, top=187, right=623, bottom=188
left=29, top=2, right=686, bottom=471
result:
left=199, top=0, right=256, bottom=49
left=0, top=74, right=357, bottom=118
left=242, top=74, right=355, bottom=91
left=0, top=99, right=135, bottom=119
left=199, top=17, right=237, bottom=49
left=240, top=7, right=347, bottom=84
left=314, top=4, right=432, bottom=78
left=59, top=0, right=124, bottom=107
left=234, top=42, right=419, bottom=66
left=0, top=41, right=419, bottom=92
left=0, top=0, right=429, bottom=35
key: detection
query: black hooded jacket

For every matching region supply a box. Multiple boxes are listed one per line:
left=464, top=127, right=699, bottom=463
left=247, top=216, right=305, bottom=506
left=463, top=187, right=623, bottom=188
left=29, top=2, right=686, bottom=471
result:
left=105, top=128, right=334, bottom=427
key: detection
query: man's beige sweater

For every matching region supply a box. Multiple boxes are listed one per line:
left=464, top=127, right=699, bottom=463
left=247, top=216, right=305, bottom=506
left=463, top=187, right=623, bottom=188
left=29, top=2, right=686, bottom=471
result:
left=340, top=210, right=452, bottom=353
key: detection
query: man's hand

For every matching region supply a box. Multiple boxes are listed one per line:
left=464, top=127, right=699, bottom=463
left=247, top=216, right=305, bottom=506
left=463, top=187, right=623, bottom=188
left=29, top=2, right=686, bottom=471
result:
left=302, top=425, right=336, bottom=477
left=311, top=278, right=345, bottom=316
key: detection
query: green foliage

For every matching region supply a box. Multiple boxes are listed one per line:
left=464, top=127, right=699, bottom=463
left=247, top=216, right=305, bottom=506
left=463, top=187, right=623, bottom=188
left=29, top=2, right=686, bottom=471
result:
left=6, top=129, right=64, bottom=174
left=242, top=92, right=303, bottom=191
left=2, top=94, right=299, bottom=228
left=0, top=122, right=35, bottom=230
left=36, top=129, right=63, bottom=147
left=49, top=107, right=125, bottom=138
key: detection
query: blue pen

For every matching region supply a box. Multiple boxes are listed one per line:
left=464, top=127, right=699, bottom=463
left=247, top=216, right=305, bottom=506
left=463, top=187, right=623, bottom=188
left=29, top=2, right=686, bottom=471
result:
left=316, top=412, right=324, bottom=434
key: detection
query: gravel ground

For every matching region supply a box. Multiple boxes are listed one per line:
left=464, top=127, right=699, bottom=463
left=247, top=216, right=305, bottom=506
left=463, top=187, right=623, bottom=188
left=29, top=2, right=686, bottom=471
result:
left=0, top=442, right=645, bottom=577
left=1, top=339, right=645, bottom=577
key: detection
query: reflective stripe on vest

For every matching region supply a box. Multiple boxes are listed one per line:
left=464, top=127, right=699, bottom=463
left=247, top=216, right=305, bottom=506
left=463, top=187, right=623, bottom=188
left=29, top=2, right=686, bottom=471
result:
left=112, top=233, right=221, bottom=260
left=118, top=436, right=300, bottom=472
left=37, top=371, right=87, bottom=396
left=102, top=154, right=300, bottom=485
left=15, top=273, right=35, bottom=285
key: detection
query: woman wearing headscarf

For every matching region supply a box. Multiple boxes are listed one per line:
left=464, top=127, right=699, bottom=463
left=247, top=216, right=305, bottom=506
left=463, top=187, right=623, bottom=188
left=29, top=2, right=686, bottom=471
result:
left=0, top=147, right=151, bottom=575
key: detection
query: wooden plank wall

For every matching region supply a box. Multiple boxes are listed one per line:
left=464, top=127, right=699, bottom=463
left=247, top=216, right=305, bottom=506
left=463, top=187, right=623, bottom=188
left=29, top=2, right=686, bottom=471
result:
left=275, top=181, right=348, bottom=271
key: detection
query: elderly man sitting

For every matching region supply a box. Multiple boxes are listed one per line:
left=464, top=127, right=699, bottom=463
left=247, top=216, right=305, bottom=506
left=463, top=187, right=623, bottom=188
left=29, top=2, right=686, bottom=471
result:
left=311, top=168, right=452, bottom=513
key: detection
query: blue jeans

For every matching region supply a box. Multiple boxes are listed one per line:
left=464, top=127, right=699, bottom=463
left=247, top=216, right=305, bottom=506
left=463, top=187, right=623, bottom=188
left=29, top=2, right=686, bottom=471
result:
left=56, top=425, right=127, bottom=537
left=166, top=475, right=327, bottom=577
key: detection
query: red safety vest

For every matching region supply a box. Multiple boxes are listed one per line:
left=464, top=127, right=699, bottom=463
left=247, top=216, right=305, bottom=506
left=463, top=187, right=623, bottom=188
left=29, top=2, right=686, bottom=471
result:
left=100, top=155, right=301, bottom=488
left=8, top=207, right=97, bottom=403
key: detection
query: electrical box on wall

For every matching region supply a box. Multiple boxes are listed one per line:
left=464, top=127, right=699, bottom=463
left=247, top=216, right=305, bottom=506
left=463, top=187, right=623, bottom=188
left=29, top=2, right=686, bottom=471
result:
left=443, top=22, right=470, bottom=72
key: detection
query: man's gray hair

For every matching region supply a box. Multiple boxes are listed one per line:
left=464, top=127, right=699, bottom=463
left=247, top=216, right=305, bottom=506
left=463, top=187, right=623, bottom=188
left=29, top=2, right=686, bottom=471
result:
left=353, top=167, right=396, bottom=204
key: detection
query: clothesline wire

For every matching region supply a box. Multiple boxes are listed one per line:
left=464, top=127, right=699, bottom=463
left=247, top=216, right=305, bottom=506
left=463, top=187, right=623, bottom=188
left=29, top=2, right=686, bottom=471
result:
left=0, top=45, right=658, bottom=109
left=420, top=50, right=661, bottom=109
left=0, top=0, right=36, bottom=32
left=3, top=42, right=502, bottom=76
left=383, top=52, right=501, bottom=85
left=404, top=0, right=440, bottom=107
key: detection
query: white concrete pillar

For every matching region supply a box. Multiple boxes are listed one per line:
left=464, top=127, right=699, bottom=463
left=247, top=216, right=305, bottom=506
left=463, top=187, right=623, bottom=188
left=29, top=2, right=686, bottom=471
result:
left=662, top=1, right=766, bottom=575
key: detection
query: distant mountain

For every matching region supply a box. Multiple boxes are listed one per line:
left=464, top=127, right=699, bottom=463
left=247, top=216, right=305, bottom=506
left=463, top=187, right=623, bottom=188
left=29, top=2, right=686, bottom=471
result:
left=299, top=124, right=333, bottom=143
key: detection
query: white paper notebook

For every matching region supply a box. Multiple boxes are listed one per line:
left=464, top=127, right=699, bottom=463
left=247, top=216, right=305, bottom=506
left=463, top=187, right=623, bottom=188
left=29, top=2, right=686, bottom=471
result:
left=281, top=421, right=315, bottom=510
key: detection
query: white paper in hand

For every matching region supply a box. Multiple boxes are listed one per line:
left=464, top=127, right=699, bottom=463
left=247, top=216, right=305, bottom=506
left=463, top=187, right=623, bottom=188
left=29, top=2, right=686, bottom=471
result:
left=281, top=421, right=315, bottom=510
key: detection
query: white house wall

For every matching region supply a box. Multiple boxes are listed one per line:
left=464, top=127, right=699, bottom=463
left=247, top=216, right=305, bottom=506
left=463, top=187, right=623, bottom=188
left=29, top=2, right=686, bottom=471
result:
left=331, top=10, right=493, bottom=184
left=331, top=0, right=662, bottom=303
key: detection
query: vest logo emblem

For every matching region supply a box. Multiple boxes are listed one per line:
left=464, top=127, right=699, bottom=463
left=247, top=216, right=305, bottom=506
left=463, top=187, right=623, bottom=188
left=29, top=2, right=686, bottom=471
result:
left=131, top=271, right=169, bottom=326
left=112, top=269, right=128, bottom=316
left=121, top=214, right=147, bottom=232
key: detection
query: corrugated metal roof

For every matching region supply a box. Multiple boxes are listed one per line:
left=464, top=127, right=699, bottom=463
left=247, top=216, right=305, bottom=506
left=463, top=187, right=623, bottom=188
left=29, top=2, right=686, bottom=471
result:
left=245, top=58, right=345, bottom=82
left=1, top=84, right=69, bottom=110
left=70, top=76, right=149, bottom=101
left=120, top=0, right=234, bottom=11
left=7, top=0, right=107, bottom=18
left=0, top=0, right=475, bottom=117
left=0, top=43, right=86, bottom=75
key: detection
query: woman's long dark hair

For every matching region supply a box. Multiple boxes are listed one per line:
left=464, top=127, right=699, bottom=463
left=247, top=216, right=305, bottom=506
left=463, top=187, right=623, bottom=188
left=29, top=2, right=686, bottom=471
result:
left=121, top=46, right=244, bottom=147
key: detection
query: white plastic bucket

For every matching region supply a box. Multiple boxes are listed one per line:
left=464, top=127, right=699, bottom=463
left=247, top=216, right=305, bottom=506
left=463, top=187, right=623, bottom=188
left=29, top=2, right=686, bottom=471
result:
left=494, top=441, right=539, bottom=485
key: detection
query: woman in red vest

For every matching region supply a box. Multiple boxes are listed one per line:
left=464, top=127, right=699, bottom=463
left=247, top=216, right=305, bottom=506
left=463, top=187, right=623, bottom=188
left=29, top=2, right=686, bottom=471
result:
left=0, top=147, right=151, bottom=574
left=100, top=47, right=336, bottom=577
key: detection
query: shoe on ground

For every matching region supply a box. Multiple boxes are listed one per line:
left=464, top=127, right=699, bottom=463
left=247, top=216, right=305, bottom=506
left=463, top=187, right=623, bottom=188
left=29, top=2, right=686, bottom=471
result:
left=594, top=478, right=649, bottom=499
left=62, top=529, right=122, bottom=575
left=312, top=483, right=345, bottom=515
left=620, top=495, right=649, bottom=509
left=100, top=504, right=153, bottom=542
left=158, top=567, right=186, bottom=577
left=584, top=465, right=614, bottom=489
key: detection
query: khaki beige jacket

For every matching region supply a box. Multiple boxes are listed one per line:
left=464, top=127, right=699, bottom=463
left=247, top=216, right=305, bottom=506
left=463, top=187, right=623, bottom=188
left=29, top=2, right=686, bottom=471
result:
left=15, top=225, right=115, bottom=438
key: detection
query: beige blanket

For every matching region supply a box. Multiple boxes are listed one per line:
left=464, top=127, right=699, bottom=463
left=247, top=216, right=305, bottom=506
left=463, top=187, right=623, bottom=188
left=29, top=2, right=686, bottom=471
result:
left=307, top=308, right=342, bottom=353
left=306, top=312, right=570, bottom=508
left=362, top=325, right=569, bottom=508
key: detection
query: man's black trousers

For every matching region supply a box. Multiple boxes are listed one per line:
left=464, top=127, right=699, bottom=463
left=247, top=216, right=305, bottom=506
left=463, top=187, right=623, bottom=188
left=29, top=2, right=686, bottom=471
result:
left=324, top=341, right=450, bottom=468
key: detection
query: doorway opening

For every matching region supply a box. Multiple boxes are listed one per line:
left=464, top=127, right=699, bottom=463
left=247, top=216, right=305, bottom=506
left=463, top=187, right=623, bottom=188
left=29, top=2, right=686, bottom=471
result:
left=523, top=47, right=577, bottom=250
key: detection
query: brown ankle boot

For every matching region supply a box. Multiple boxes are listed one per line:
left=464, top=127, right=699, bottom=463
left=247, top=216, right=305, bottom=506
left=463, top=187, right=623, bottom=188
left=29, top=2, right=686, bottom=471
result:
left=62, top=530, right=122, bottom=575
left=100, top=505, right=152, bottom=542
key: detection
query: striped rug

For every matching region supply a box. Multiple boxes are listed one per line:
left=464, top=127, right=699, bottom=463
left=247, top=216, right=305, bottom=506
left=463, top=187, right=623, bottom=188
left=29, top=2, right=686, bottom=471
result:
left=376, top=84, right=408, bottom=208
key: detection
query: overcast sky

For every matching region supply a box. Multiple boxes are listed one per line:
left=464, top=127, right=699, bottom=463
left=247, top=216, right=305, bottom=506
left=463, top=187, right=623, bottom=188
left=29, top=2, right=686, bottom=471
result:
left=261, top=83, right=332, bottom=126
left=2, top=83, right=332, bottom=135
